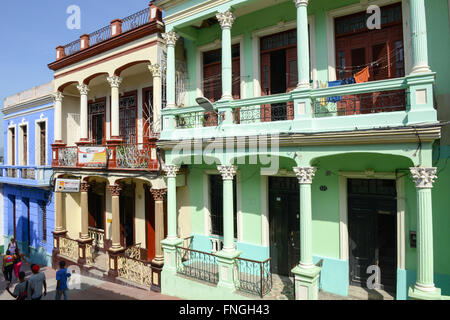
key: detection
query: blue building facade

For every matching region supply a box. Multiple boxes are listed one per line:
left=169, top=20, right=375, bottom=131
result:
left=1, top=82, right=55, bottom=266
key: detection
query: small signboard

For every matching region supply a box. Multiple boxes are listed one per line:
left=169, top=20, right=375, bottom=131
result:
left=78, top=147, right=108, bottom=167
left=55, top=179, right=80, bottom=193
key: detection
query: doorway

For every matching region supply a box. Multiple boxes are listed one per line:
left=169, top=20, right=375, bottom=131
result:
left=348, top=179, right=397, bottom=292
left=268, top=177, right=300, bottom=277
left=120, top=183, right=135, bottom=248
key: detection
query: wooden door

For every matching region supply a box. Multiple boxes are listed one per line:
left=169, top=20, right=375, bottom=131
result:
left=269, top=177, right=300, bottom=277
left=22, top=126, right=28, bottom=165
left=120, top=184, right=135, bottom=248
left=285, top=47, right=298, bottom=120
left=11, top=129, right=16, bottom=165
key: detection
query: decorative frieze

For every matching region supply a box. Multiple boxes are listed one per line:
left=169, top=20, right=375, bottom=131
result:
left=164, top=165, right=180, bottom=178
left=107, top=75, right=123, bottom=88
left=216, top=10, right=236, bottom=29
left=410, top=167, right=437, bottom=189
left=108, top=184, right=122, bottom=197
left=151, top=188, right=167, bottom=201
left=293, top=167, right=317, bottom=184
left=217, top=165, right=237, bottom=180
left=77, top=84, right=90, bottom=95
left=162, top=31, right=179, bottom=47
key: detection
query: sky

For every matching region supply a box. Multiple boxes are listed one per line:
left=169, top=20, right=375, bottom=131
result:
left=0, top=0, right=154, bottom=152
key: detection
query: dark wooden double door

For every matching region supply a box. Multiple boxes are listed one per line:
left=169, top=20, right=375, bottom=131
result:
left=269, top=177, right=300, bottom=277
left=348, top=179, right=397, bottom=292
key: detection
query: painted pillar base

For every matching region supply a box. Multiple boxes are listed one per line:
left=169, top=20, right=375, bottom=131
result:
left=215, top=250, right=241, bottom=291
left=291, top=265, right=321, bottom=300
left=161, top=238, right=183, bottom=275
left=408, top=285, right=442, bottom=300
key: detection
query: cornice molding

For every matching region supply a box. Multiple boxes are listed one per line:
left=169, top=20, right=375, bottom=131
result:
left=2, top=95, right=54, bottom=116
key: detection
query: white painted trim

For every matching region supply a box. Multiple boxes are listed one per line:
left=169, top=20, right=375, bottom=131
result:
left=338, top=171, right=406, bottom=271
left=196, top=35, right=245, bottom=99
left=3, top=105, right=54, bottom=121
left=18, top=122, right=29, bottom=166
left=35, top=118, right=48, bottom=166
left=251, top=17, right=317, bottom=97
left=137, top=85, right=143, bottom=145
left=236, top=171, right=243, bottom=242
left=260, top=175, right=269, bottom=247
left=7, top=124, right=17, bottom=166
left=326, top=0, right=412, bottom=81
left=203, top=172, right=211, bottom=235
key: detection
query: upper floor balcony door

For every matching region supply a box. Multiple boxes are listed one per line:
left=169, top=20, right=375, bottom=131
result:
left=334, top=3, right=405, bottom=115
left=89, top=98, right=106, bottom=145
left=260, top=29, right=298, bottom=122
left=119, top=91, right=138, bottom=145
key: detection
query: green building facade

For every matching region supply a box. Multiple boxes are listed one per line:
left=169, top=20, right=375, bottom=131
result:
left=154, top=0, right=450, bottom=300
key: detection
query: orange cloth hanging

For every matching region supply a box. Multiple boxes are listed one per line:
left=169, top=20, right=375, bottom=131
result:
left=354, top=66, right=370, bottom=84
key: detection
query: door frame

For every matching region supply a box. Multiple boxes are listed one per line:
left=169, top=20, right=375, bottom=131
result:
left=338, top=171, right=406, bottom=276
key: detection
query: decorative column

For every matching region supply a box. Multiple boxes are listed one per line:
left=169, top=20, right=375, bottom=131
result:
left=161, top=165, right=182, bottom=276
left=80, top=182, right=91, bottom=241
left=216, top=10, right=236, bottom=101
left=162, top=32, right=179, bottom=109
left=409, top=0, right=431, bottom=74
left=294, top=0, right=310, bottom=88
left=291, top=167, right=321, bottom=300
left=77, top=84, right=90, bottom=144
left=216, top=165, right=241, bottom=291
left=107, top=183, right=123, bottom=279
left=148, top=64, right=162, bottom=133
left=409, top=167, right=442, bottom=300
left=107, top=76, right=123, bottom=142
left=52, top=190, right=66, bottom=268
left=150, top=188, right=167, bottom=292
left=108, top=184, right=123, bottom=251
left=52, top=92, right=64, bottom=144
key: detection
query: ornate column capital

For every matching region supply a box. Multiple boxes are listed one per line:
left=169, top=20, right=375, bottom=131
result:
left=77, top=84, right=90, bottom=95
left=217, top=165, right=237, bottom=180
left=293, top=0, right=309, bottom=8
left=164, top=165, right=180, bottom=178
left=293, top=167, right=317, bottom=184
left=410, top=167, right=437, bottom=189
left=148, top=63, right=162, bottom=78
left=216, top=10, right=236, bottom=29
left=162, top=31, right=179, bottom=47
left=107, top=75, right=123, bottom=88
left=108, top=184, right=122, bottom=197
left=80, top=182, right=91, bottom=193
left=52, top=91, right=64, bottom=102
left=151, top=188, right=167, bottom=201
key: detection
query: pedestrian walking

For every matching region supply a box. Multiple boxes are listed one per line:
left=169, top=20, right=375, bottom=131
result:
left=13, top=251, right=28, bottom=280
left=28, top=264, right=47, bottom=300
left=7, top=238, right=18, bottom=255
left=55, top=261, right=71, bottom=300
left=6, top=271, right=29, bottom=300
left=2, top=250, right=15, bottom=284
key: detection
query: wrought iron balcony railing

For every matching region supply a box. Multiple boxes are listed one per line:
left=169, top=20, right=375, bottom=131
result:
left=0, top=166, right=52, bottom=184
left=234, top=257, right=272, bottom=298
left=175, top=246, right=219, bottom=285
left=52, top=142, right=159, bottom=171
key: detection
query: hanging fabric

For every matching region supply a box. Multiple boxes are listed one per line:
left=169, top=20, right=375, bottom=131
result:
left=354, top=66, right=370, bottom=84
left=319, top=81, right=328, bottom=106
left=327, top=80, right=343, bottom=103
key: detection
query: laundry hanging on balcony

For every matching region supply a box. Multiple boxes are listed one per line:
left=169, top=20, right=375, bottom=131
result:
left=327, top=80, right=343, bottom=103
left=354, top=66, right=370, bottom=84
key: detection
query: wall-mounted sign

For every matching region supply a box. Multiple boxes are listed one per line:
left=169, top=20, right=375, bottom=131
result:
left=78, top=147, right=107, bottom=167
left=55, top=179, right=80, bottom=193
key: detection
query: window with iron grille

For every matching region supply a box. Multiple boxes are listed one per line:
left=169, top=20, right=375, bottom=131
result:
left=209, top=174, right=237, bottom=238
left=119, top=93, right=137, bottom=144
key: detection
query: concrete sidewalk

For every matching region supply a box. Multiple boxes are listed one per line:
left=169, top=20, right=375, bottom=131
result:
left=0, top=258, right=179, bottom=300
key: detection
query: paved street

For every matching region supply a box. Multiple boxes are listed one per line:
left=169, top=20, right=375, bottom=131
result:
left=0, top=258, right=179, bottom=300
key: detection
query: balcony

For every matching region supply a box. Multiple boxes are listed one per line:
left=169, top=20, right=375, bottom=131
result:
left=52, top=142, right=160, bottom=172
left=0, top=165, right=53, bottom=187
left=160, top=73, right=437, bottom=140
